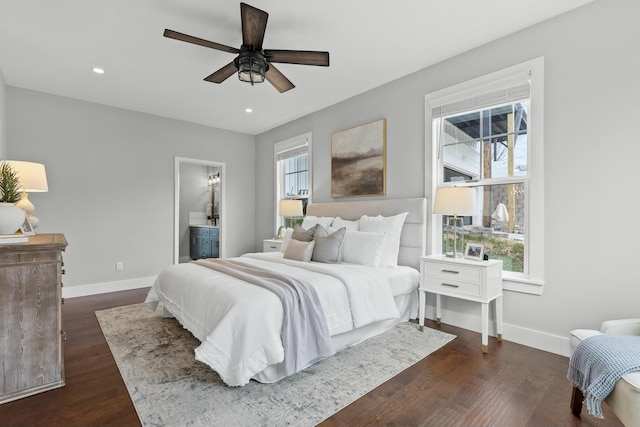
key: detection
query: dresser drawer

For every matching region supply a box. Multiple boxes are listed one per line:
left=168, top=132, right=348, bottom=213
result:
left=424, top=277, right=481, bottom=298
left=424, top=262, right=481, bottom=284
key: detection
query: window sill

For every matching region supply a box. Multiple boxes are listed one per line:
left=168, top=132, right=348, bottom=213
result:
left=502, top=274, right=544, bottom=295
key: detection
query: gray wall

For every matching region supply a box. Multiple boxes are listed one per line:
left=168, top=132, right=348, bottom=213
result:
left=0, top=68, right=6, bottom=158
left=7, top=87, right=255, bottom=288
left=256, top=0, right=640, bottom=341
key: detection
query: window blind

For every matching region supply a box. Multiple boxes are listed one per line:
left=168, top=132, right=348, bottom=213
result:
left=431, top=82, right=530, bottom=118
left=276, top=144, right=308, bottom=161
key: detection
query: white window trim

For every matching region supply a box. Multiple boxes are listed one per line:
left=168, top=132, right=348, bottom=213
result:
left=425, top=57, right=544, bottom=295
left=274, top=132, right=312, bottom=231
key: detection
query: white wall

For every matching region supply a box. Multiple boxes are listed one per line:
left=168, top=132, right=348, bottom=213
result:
left=0, top=68, right=7, bottom=158
left=256, top=0, right=640, bottom=354
left=7, top=87, right=255, bottom=292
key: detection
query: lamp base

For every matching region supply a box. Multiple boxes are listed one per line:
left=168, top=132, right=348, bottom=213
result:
left=444, top=216, right=464, bottom=258
left=445, top=252, right=463, bottom=258
left=27, top=215, right=40, bottom=230
left=16, top=191, right=39, bottom=229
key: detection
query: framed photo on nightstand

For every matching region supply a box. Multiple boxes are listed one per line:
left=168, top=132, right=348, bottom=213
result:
left=464, top=243, right=484, bottom=261
left=20, top=214, right=35, bottom=236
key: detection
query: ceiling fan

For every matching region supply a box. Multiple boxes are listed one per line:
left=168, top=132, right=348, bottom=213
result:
left=164, top=2, right=330, bottom=93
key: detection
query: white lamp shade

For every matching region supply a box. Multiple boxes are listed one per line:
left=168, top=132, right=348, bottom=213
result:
left=280, top=199, right=303, bottom=217
left=433, top=187, right=476, bottom=216
left=6, top=161, right=48, bottom=192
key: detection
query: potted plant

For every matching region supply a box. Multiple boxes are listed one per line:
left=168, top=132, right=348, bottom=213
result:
left=0, top=161, right=26, bottom=234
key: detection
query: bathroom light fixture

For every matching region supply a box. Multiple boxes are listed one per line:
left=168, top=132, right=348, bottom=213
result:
left=92, top=67, right=105, bottom=74
left=208, top=173, right=220, bottom=187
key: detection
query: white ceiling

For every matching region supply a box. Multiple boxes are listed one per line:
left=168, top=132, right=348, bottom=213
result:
left=0, top=0, right=593, bottom=135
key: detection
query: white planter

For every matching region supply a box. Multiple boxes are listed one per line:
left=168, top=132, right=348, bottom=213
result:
left=0, top=202, right=25, bottom=234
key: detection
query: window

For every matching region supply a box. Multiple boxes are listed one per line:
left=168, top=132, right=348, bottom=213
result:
left=426, top=57, right=544, bottom=294
left=274, top=132, right=312, bottom=232
left=282, top=153, right=308, bottom=200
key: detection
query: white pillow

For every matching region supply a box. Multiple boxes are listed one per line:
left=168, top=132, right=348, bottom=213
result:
left=283, top=239, right=315, bottom=262
left=340, top=230, right=386, bottom=267
left=331, top=216, right=359, bottom=231
left=359, top=212, right=408, bottom=268
left=280, top=228, right=294, bottom=252
left=301, top=215, right=334, bottom=229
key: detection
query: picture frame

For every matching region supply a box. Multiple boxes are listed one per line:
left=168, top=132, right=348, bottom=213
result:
left=464, top=242, right=484, bottom=261
left=20, top=214, right=35, bottom=236
left=331, top=118, right=386, bottom=197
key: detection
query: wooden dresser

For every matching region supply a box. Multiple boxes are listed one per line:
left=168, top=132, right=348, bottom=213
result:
left=0, top=233, right=67, bottom=404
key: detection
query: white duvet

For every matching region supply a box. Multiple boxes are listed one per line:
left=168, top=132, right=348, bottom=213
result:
left=145, top=252, right=402, bottom=386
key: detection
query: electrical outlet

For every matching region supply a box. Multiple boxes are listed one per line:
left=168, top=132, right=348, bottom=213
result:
left=116, top=261, right=124, bottom=271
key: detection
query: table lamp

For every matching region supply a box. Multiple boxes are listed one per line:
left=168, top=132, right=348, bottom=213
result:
left=433, top=187, right=476, bottom=257
left=279, top=199, right=303, bottom=230
left=8, top=161, right=48, bottom=229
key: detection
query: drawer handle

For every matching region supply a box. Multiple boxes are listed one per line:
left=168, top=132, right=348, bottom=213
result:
left=441, top=269, right=459, bottom=274
left=442, top=283, right=459, bottom=288
left=269, top=246, right=277, bottom=249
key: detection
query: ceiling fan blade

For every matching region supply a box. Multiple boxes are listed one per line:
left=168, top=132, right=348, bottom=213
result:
left=264, top=50, right=329, bottom=67
left=265, top=64, right=295, bottom=93
left=164, top=29, right=239, bottom=54
left=204, top=61, right=238, bottom=84
left=240, top=3, right=268, bottom=50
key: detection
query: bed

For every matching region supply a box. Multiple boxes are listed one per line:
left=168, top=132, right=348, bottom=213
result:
left=145, top=197, right=427, bottom=386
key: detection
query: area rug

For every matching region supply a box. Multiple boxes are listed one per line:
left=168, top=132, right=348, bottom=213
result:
left=96, top=303, right=455, bottom=427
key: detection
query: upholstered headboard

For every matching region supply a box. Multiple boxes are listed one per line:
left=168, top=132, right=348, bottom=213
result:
left=306, top=198, right=427, bottom=270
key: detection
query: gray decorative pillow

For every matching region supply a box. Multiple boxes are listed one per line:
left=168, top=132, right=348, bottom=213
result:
left=292, top=224, right=317, bottom=242
left=311, top=225, right=346, bottom=263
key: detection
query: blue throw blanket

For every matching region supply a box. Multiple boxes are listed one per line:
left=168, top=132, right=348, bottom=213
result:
left=567, top=334, right=640, bottom=418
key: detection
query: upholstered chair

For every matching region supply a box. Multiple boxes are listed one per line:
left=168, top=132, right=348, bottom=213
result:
left=569, top=318, right=640, bottom=427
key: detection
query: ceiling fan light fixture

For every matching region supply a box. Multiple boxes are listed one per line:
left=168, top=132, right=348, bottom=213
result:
left=163, top=3, right=329, bottom=93
left=236, top=49, right=268, bottom=85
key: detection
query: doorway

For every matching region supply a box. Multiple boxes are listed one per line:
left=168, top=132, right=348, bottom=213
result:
left=174, top=157, right=226, bottom=264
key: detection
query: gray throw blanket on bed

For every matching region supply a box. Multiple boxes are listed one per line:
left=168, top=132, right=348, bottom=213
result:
left=567, top=334, right=640, bottom=418
left=193, top=259, right=335, bottom=376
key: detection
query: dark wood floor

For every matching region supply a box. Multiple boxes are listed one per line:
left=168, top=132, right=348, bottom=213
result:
left=0, top=288, right=623, bottom=427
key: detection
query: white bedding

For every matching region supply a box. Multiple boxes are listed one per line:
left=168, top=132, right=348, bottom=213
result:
left=145, top=252, right=418, bottom=386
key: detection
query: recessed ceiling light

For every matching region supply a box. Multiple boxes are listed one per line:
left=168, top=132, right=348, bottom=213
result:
left=245, top=108, right=253, bottom=113
left=92, top=67, right=105, bottom=74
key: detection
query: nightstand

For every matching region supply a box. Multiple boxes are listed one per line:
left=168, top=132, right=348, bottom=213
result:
left=419, top=254, right=503, bottom=353
left=262, top=239, right=283, bottom=252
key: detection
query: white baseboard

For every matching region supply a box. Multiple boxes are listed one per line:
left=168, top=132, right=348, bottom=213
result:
left=424, top=305, right=571, bottom=357
left=62, top=276, right=155, bottom=299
